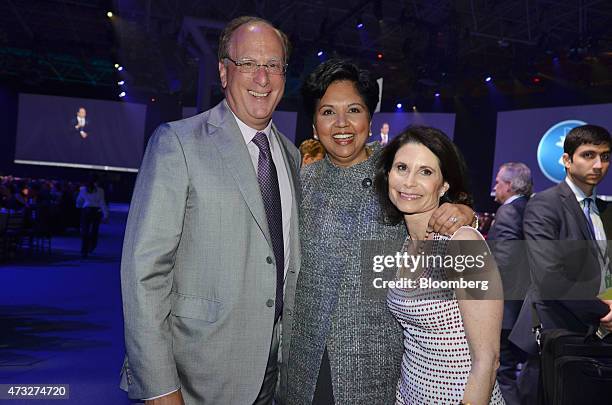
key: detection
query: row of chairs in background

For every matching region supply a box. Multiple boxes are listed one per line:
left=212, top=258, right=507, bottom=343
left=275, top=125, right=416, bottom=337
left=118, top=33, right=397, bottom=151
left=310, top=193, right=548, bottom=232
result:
left=0, top=207, right=53, bottom=261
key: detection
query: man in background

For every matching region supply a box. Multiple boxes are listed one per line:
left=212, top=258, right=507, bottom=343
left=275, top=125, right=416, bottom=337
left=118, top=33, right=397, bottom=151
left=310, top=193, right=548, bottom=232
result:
left=489, top=162, right=532, bottom=405
left=380, top=122, right=389, bottom=145
left=510, top=124, right=612, bottom=403
left=73, top=107, right=88, bottom=139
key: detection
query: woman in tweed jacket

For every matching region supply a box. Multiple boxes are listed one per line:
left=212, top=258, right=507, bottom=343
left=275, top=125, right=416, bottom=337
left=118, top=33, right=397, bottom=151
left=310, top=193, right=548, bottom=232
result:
left=286, top=59, right=475, bottom=405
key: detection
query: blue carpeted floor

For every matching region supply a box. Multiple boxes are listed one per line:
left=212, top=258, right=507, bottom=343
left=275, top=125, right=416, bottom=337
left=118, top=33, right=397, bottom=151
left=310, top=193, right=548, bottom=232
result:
left=0, top=204, right=133, bottom=404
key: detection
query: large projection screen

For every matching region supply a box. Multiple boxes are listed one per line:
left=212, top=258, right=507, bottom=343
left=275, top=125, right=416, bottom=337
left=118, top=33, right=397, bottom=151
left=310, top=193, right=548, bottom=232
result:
left=493, top=104, right=612, bottom=195
left=15, top=94, right=148, bottom=172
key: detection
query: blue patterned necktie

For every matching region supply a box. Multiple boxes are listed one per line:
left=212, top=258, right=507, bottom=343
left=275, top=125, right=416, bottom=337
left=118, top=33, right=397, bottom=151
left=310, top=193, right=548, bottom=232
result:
left=252, top=132, right=284, bottom=321
left=582, top=197, right=596, bottom=238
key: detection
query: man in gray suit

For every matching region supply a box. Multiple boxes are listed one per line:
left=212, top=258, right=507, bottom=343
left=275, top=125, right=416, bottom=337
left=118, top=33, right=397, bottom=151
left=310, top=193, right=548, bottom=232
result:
left=120, top=16, right=301, bottom=405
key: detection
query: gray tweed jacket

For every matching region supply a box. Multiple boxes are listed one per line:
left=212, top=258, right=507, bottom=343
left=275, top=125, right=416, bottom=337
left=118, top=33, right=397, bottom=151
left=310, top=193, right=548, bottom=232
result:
left=287, top=147, right=404, bottom=405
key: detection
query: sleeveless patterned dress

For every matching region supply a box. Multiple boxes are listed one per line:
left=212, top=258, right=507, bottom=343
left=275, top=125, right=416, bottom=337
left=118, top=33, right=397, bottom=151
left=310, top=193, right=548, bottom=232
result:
left=386, top=232, right=505, bottom=405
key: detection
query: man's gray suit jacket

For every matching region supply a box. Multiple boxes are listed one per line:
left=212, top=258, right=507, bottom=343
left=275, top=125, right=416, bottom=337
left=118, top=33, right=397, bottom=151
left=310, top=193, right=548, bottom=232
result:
left=120, top=100, right=301, bottom=404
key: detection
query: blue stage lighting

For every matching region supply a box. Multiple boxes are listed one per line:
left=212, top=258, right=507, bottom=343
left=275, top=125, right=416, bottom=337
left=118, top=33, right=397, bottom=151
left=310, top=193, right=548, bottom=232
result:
left=485, top=76, right=492, bottom=82
left=119, top=91, right=126, bottom=98
left=117, top=80, right=125, bottom=85
left=396, top=103, right=402, bottom=109
left=317, top=50, right=323, bottom=57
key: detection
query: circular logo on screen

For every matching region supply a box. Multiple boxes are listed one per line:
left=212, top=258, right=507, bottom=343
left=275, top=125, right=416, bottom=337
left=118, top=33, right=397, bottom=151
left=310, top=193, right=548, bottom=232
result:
left=537, top=120, right=587, bottom=183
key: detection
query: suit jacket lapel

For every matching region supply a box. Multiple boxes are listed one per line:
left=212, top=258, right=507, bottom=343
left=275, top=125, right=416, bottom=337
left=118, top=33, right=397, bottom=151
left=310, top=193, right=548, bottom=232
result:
left=595, top=199, right=612, bottom=272
left=272, top=123, right=300, bottom=205
left=559, top=181, right=608, bottom=279
left=272, top=123, right=301, bottom=272
left=597, top=199, right=612, bottom=240
left=206, top=102, right=272, bottom=249
left=559, top=181, right=593, bottom=240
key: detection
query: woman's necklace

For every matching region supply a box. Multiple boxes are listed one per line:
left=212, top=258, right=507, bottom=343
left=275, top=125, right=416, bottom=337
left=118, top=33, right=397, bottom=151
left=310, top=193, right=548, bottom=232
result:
left=408, top=229, right=432, bottom=255
left=418, top=229, right=432, bottom=255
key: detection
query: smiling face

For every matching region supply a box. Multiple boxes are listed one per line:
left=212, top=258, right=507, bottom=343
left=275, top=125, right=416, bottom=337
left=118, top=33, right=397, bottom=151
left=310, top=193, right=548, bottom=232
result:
left=218, top=22, right=285, bottom=130
left=388, top=142, right=449, bottom=216
left=563, top=143, right=611, bottom=195
left=313, top=80, right=370, bottom=167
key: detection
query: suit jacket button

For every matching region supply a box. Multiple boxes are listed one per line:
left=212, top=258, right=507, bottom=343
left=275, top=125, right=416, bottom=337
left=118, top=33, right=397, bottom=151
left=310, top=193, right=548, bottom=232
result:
left=266, top=256, right=273, bottom=264
left=266, top=299, right=274, bottom=307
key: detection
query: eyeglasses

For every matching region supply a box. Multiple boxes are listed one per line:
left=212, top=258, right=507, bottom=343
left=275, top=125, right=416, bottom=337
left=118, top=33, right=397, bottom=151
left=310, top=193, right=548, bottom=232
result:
left=224, top=57, right=287, bottom=75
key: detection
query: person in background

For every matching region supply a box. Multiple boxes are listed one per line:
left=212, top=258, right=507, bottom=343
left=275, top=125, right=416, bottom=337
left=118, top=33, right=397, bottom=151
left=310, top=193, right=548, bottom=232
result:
left=8, top=182, right=27, bottom=211
left=299, top=138, right=326, bottom=165
left=509, top=124, right=612, bottom=403
left=489, top=162, right=532, bottom=405
left=73, top=107, right=89, bottom=139
left=380, top=122, right=390, bottom=146
left=76, top=175, right=108, bottom=258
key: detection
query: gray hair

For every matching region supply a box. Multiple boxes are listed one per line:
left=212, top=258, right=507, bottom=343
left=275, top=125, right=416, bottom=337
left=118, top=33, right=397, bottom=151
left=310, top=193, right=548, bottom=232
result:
left=499, top=162, right=533, bottom=196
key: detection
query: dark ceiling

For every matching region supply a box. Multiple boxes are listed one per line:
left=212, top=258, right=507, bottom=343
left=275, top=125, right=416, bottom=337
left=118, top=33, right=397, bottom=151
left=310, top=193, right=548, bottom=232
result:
left=1, top=0, right=611, bottom=107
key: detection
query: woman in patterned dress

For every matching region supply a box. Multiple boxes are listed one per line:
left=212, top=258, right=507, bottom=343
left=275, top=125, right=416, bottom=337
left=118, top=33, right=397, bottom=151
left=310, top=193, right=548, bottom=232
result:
left=374, top=126, right=506, bottom=404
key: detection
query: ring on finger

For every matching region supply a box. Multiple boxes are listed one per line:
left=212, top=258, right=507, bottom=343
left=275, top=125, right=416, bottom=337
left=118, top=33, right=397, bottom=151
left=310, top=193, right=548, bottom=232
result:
left=449, top=216, right=458, bottom=223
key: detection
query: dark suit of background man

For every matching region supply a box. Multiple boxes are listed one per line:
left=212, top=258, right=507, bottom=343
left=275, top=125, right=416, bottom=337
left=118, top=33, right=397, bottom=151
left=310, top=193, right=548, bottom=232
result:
left=489, top=162, right=533, bottom=405
left=509, top=124, right=612, bottom=404
left=73, top=107, right=88, bottom=139
left=120, top=16, right=301, bottom=405
left=380, top=122, right=389, bottom=145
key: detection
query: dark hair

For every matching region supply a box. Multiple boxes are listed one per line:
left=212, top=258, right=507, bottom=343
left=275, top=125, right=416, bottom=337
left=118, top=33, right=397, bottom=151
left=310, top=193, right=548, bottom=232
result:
left=374, top=125, right=473, bottom=225
left=301, top=58, right=379, bottom=119
left=564, top=124, right=612, bottom=158
left=86, top=174, right=98, bottom=194
left=218, top=16, right=291, bottom=63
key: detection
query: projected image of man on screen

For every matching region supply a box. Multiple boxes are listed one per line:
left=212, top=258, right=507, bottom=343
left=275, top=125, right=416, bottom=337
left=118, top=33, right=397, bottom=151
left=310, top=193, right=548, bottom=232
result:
left=73, top=107, right=89, bottom=139
left=380, top=122, right=390, bottom=145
